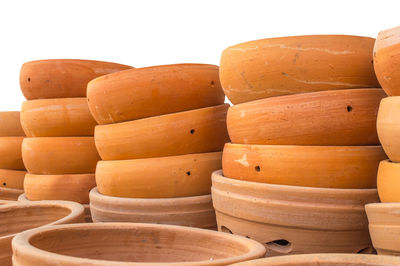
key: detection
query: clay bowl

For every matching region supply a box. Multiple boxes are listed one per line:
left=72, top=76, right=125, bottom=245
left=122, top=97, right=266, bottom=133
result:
left=377, top=159, right=400, bottom=202
left=22, top=137, right=100, bottom=174
left=223, top=143, right=386, bottom=188
left=95, top=104, right=229, bottom=160
left=0, top=112, right=25, bottom=136
left=0, top=137, right=25, bottom=170
left=0, top=201, right=84, bottom=266
left=97, top=152, right=222, bottom=198
left=20, top=59, right=132, bottom=99
left=87, top=63, right=225, bottom=124
left=90, top=187, right=216, bottom=229
left=212, top=170, right=378, bottom=256
left=21, top=98, right=97, bottom=137
left=0, top=187, right=23, bottom=200
left=220, top=35, right=379, bottom=104
left=0, top=169, right=26, bottom=189
left=227, top=88, right=385, bottom=145
left=12, top=223, right=266, bottom=266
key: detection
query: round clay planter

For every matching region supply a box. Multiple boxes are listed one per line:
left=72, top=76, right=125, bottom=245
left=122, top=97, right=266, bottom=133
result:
left=377, top=160, right=400, bottom=202
left=0, top=137, right=24, bottom=170
left=22, top=137, right=100, bottom=174
left=0, top=201, right=84, bottom=266
left=0, top=169, right=26, bottom=189
left=20, top=59, right=132, bottom=99
left=0, top=112, right=24, bottom=136
left=95, top=104, right=229, bottom=160
left=223, top=143, right=386, bottom=188
left=12, top=222, right=266, bottom=266
left=21, top=98, right=97, bottom=137
left=227, top=89, right=385, bottom=146
left=97, top=152, right=222, bottom=198
left=220, top=35, right=379, bottom=104
left=90, top=187, right=216, bottom=229
left=0, top=187, right=23, bottom=200
left=87, top=63, right=225, bottom=125
left=212, top=170, right=378, bottom=256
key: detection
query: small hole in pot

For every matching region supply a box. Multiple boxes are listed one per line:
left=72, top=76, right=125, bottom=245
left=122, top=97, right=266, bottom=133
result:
left=265, top=239, right=292, bottom=254
left=221, top=226, right=233, bottom=234
left=255, top=165, right=261, bottom=172
left=2, top=182, right=6, bottom=186
left=27, top=77, right=31, bottom=82
left=186, top=171, right=191, bottom=176
left=347, top=106, right=352, bottom=112
left=211, top=81, right=215, bottom=86
left=190, top=129, right=195, bottom=134
left=357, top=246, right=374, bottom=254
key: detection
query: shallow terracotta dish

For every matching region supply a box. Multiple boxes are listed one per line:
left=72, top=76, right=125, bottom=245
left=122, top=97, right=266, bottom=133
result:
left=22, top=137, right=100, bottom=174
left=0, top=112, right=25, bottom=136
left=97, top=152, right=221, bottom=198
left=212, top=170, right=378, bottom=256
left=0, top=169, right=26, bottom=189
left=0, top=187, right=23, bottom=200
left=227, top=89, right=385, bottom=145
left=12, top=222, right=266, bottom=266
left=21, top=98, right=97, bottom=137
left=0, top=137, right=25, bottom=170
left=95, top=104, right=229, bottom=160
left=90, top=187, right=216, bottom=229
left=20, top=59, right=132, bottom=99
left=223, top=144, right=386, bottom=188
left=377, top=160, right=400, bottom=202
left=220, top=35, right=379, bottom=104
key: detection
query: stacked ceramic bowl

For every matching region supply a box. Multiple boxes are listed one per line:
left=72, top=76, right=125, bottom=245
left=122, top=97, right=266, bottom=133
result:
left=213, top=35, right=387, bottom=256
left=87, top=64, right=229, bottom=229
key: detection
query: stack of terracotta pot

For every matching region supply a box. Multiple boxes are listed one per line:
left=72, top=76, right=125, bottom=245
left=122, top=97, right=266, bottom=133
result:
left=212, top=35, right=388, bottom=256
left=87, top=63, right=229, bottom=229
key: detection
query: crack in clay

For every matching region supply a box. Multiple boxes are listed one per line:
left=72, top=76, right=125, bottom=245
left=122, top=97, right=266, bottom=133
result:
left=235, top=154, right=249, bottom=167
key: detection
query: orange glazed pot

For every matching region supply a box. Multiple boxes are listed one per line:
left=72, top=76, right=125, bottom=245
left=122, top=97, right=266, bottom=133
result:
left=21, top=98, right=97, bottom=137
left=0, top=112, right=25, bottom=136
left=12, top=223, right=266, bottom=266
left=87, top=63, right=225, bottom=124
left=222, top=143, right=386, bottom=188
left=220, top=35, right=379, bottom=104
left=95, top=104, right=229, bottom=160
left=0, top=169, right=26, bottom=189
left=22, top=137, right=100, bottom=174
left=96, top=152, right=222, bottom=198
left=377, top=160, right=400, bottom=202
left=20, top=59, right=132, bottom=99
left=0, top=187, right=23, bottom=200
left=227, top=89, right=385, bottom=145
left=0, top=137, right=25, bottom=170
left=212, top=170, right=378, bottom=256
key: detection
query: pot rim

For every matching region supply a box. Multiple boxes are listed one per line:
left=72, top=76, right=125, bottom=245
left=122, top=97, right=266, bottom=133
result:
left=17, top=193, right=90, bottom=209
left=21, top=59, right=132, bottom=68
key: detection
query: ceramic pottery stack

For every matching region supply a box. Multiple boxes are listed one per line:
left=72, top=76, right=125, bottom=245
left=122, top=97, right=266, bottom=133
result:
left=19, top=59, right=132, bottom=222
left=88, top=64, right=229, bottom=229
left=213, top=35, right=387, bottom=256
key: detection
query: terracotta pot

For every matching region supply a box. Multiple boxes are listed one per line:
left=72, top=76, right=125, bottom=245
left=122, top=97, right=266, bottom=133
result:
left=24, top=173, right=96, bottom=204
left=0, top=201, right=84, bottom=266
left=22, top=137, right=100, bottom=174
left=21, top=98, right=97, bottom=137
left=212, top=170, right=378, bottom=256
left=0, top=137, right=25, bottom=170
left=97, top=152, right=222, bottom=198
left=12, top=222, right=266, bottom=266
left=223, top=143, right=386, bottom=188
left=0, top=112, right=25, bottom=136
left=0, top=187, right=23, bottom=200
left=227, top=89, right=385, bottom=145
left=87, top=63, right=225, bottom=124
left=377, top=160, right=400, bottom=202
left=20, top=59, right=132, bottom=100
left=0, top=169, right=26, bottom=189
left=220, top=35, right=379, bottom=104
left=95, top=104, right=229, bottom=160
left=90, top=187, right=216, bottom=229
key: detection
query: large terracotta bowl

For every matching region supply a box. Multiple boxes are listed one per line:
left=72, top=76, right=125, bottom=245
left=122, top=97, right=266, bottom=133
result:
left=0, top=169, right=26, bottom=189
left=87, top=63, right=225, bottom=124
left=227, top=89, right=385, bottom=145
left=20, top=59, right=132, bottom=99
left=0, top=137, right=25, bottom=170
left=0, top=187, right=23, bottom=200
left=377, top=160, right=400, bottom=202
left=12, top=223, right=266, bottom=266
left=212, top=170, right=378, bottom=256
left=0, top=112, right=25, bottom=136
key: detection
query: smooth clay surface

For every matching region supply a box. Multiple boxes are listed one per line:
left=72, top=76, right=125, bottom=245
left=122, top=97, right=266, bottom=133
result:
left=0, top=169, right=27, bottom=189
left=0, top=187, right=23, bottom=201
left=377, top=160, right=400, bottom=202
left=0, top=137, right=25, bottom=170
left=0, top=112, right=25, bottom=137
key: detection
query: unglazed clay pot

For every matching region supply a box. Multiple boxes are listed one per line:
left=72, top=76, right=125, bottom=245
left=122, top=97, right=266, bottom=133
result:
left=0, top=112, right=25, bottom=136
left=22, top=137, right=100, bottom=174
left=95, top=104, right=229, bottom=160
left=21, top=98, right=97, bottom=137
left=212, top=170, right=378, bottom=256
left=227, top=89, right=385, bottom=145
left=220, top=35, right=379, bottom=104
left=20, top=59, right=132, bottom=99
left=0, top=137, right=25, bottom=170
left=97, top=152, right=222, bottom=198
left=87, top=63, right=225, bottom=124
left=0, top=169, right=26, bottom=189
left=0, top=187, right=23, bottom=200
left=377, top=160, right=400, bottom=202
left=90, top=188, right=216, bottom=229
left=12, top=223, right=266, bottom=266
left=0, top=201, right=84, bottom=266
left=223, top=143, right=386, bottom=188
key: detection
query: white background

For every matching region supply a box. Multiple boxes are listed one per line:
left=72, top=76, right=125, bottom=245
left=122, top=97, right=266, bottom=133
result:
left=0, top=0, right=399, bottom=111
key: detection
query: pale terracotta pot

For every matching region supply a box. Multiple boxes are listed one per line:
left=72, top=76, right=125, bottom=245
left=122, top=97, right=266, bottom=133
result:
left=90, top=187, right=216, bottom=229
left=12, top=222, right=266, bottom=266
left=21, top=98, right=97, bottom=137
left=0, top=137, right=25, bottom=170
left=0, top=201, right=84, bottom=266
left=22, top=137, right=100, bottom=174
left=0, top=187, right=23, bottom=200
left=377, top=160, right=400, bottom=202
left=20, top=59, right=132, bottom=100
left=0, top=112, right=25, bottom=136
left=220, top=35, right=379, bottom=104
left=97, top=152, right=221, bottom=198
left=212, top=170, right=378, bottom=256
left=87, top=63, right=225, bottom=125
left=95, top=104, right=229, bottom=160
left=0, top=169, right=26, bottom=189
left=227, top=89, right=385, bottom=145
